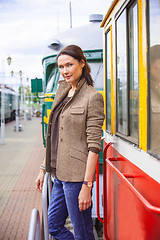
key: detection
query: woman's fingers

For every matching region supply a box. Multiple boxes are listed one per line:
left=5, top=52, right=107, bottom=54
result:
left=40, top=180, right=43, bottom=192
left=35, top=170, right=45, bottom=193
left=79, top=200, right=91, bottom=211
left=35, top=179, right=41, bottom=192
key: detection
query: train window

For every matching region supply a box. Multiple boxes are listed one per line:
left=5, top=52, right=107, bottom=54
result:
left=90, top=62, right=103, bottom=91
left=105, top=29, right=111, bottom=132
left=46, top=66, right=57, bottom=93
left=128, top=2, right=139, bottom=140
left=116, top=2, right=138, bottom=142
left=116, top=10, right=128, bottom=135
left=149, top=0, right=160, bottom=156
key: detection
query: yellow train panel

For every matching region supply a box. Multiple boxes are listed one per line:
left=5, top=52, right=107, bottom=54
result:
left=138, top=0, right=148, bottom=151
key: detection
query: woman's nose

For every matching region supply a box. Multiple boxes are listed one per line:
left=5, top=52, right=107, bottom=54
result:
left=64, top=67, right=68, bottom=74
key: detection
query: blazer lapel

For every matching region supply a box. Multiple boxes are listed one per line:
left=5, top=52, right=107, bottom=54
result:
left=51, top=81, right=71, bottom=111
left=50, top=78, right=86, bottom=113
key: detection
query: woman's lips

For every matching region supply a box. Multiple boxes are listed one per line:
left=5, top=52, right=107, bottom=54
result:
left=65, top=75, right=72, bottom=79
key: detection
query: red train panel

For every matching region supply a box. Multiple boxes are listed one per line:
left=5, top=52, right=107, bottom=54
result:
left=103, top=142, right=160, bottom=240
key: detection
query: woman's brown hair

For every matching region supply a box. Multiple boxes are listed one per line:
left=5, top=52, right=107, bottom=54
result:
left=57, top=45, right=94, bottom=86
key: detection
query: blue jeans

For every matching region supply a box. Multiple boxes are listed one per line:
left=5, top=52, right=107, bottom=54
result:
left=48, top=178, right=95, bottom=240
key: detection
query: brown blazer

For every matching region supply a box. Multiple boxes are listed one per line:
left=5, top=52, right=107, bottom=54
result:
left=46, top=78, right=105, bottom=182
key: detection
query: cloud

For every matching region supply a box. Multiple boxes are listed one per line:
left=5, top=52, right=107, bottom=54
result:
left=0, top=0, right=112, bottom=84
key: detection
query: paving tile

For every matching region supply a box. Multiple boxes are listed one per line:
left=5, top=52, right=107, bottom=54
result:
left=0, top=118, right=44, bottom=239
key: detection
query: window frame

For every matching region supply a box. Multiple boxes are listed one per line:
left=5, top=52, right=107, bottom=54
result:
left=105, top=27, right=112, bottom=133
left=115, top=0, right=139, bottom=145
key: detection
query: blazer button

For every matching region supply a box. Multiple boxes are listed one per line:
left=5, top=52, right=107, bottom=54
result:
left=61, top=126, right=63, bottom=130
left=60, top=138, right=63, bottom=142
left=61, top=115, right=64, bottom=118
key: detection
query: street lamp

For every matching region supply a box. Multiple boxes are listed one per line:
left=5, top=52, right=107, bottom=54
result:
left=7, top=56, right=12, bottom=66
left=19, top=70, right=22, bottom=77
left=11, top=70, right=14, bottom=77
left=1, top=56, right=12, bottom=144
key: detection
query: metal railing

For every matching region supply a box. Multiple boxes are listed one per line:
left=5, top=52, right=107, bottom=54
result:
left=28, top=208, right=41, bottom=240
left=28, top=172, right=53, bottom=240
left=96, top=141, right=114, bottom=224
left=96, top=155, right=104, bottom=223
left=42, top=172, right=53, bottom=240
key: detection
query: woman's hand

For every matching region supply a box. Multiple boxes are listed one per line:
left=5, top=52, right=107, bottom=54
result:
left=35, top=169, right=45, bottom=193
left=78, top=184, right=92, bottom=211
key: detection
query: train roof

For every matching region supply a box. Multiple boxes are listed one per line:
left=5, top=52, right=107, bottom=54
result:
left=0, top=85, right=17, bottom=95
left=101, top=0, right=118, bottom=27
left=42, top=14, right=103, bottom=63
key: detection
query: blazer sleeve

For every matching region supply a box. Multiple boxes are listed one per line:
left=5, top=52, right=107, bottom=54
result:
left=86, top=91, right=105, bottom=150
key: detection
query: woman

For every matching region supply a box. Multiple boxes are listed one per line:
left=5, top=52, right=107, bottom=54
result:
left=35, top=45, right=104, bottom=240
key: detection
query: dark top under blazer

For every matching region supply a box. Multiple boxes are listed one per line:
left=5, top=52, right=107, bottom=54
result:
left=45, top=78, right=105, bottom=182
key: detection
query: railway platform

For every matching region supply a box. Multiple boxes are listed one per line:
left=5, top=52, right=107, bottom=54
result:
left=0, top=117, right=45, bottom=240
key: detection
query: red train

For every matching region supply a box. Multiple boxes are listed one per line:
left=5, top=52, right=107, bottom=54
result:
left=98, top=0, right=160, bottom=239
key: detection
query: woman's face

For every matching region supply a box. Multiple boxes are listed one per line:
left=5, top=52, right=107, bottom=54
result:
left=151, top=58, right=160, bottom=84
left=58, top=54, right=85, bottom=87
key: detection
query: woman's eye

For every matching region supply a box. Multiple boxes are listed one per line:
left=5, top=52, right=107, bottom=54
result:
left=59, top=66, right=63, bottom=69
left=67, top=63, right=72, bottom=67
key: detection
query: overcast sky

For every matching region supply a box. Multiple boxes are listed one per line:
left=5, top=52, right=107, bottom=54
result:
left=0, top=0, right=112, bottom=88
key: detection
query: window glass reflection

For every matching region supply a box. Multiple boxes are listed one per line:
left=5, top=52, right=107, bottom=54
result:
left=128, top=3, right=139, bottom=140
left=117, top=10, right=128, bottom=135
left=149, top=0, right=160, bottom=155
left=90, top=62, right=103, bottom=90
left=106, top=30, right=111, bottom=131
left=46, top=71, right=56, bottom=92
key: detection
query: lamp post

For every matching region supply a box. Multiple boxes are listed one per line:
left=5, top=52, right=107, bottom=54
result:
left=19, top=70, right=26, bottom=120
left=19, top=70, right=23, bottom=109
left=26, top=78, right=30, bottom=118
left=26, top=77, right=29, bottom=104
left=19, top=70, right=26, bottom=121
left=11, top=70, right=19, bottom=132
left=1, top=56, right=12, bottom=144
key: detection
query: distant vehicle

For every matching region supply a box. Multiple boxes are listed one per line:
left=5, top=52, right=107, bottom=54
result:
left=0, top=85, right=18, bottom=123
